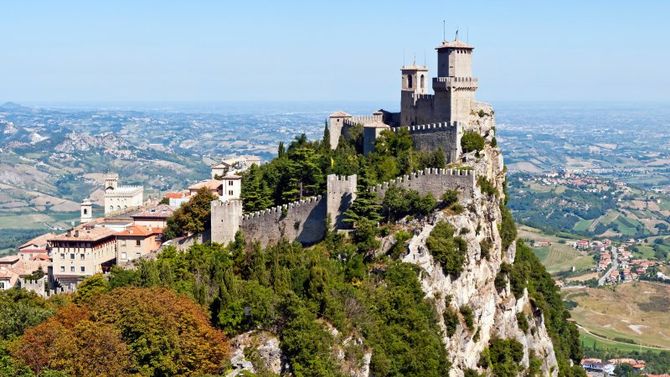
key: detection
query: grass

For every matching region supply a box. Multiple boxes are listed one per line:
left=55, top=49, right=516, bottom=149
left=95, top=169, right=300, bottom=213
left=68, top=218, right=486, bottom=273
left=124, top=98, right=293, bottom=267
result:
left=573, top=219, right=592, bottom=232
left=566, top=282, right=670, bottom=349
left=520, top=226, right=595, bottom=274
left=579, top=329, right=666, bottom=354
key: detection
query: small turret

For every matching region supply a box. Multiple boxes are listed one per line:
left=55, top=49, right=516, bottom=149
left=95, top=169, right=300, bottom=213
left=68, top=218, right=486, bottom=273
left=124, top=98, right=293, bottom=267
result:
left=104, top=174, right=119, bottom=191
left=80, top=198, right=93, bottom=224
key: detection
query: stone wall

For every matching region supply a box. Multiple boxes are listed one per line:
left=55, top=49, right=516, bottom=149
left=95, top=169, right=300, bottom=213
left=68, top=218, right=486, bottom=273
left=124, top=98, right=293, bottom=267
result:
left=370, top=168, right=475, bottom=201
left=399, top=122, right=462, bottom=163
left=327, top=174, right=357, bottom=229
left=240, top=196, right=326, bottom=248
left=211, top=199, right=243, bottom=245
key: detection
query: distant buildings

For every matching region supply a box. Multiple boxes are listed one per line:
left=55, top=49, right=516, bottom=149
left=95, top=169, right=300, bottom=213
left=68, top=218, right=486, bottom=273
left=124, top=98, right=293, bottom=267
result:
left=104, top=173, right=144, bottom=215
left=211, top=155, right=261, bottom=179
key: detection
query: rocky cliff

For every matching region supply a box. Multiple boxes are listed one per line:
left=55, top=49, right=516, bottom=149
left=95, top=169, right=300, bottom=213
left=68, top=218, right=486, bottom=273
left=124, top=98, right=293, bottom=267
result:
left=226, top=105, right=575, bottom=376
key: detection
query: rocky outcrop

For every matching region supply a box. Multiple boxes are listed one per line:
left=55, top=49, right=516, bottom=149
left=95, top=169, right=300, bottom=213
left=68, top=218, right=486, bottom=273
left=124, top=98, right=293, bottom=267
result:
left=228, top=331, right=285, bottom=376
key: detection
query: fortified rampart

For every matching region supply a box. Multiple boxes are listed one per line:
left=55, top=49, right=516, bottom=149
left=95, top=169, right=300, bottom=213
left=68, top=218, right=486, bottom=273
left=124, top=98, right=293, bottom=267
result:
left=370, top=168, right=475, bottom=200
left=240, top=196, right=326, bottom=248
left=211, top=174, right=357, bottom=247
left=210, top=170, right=477, bottom=248
left=397, top=122, right=462, bottom=163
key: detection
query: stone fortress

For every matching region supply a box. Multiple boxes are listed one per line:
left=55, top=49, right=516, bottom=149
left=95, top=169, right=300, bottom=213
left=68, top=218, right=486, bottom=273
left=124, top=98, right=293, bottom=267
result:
left=211, top=37, right=489, bottom=246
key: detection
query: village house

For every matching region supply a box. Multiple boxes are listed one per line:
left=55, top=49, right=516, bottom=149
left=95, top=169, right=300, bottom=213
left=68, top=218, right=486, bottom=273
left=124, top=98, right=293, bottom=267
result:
left=131, top=204, right=174, bottom=228
left=116, top=225, right=163, bottom=264
left=164, top=191, right=190, bottom=208
left=48, top=225, right=117, bottom=290
left=188, top=179, right=223, bottom=197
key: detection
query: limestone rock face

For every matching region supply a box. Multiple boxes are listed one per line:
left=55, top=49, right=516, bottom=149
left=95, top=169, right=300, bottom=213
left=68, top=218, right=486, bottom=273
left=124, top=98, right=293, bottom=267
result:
left=227, top=331, right=285, bottom=377
left=398, top=108, right=560, bottom=376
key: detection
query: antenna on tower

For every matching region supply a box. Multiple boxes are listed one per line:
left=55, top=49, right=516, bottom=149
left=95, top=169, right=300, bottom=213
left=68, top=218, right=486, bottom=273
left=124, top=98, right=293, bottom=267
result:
left=442, top=20, right=446, bottom=42
left=403, top=49, right=405, bottom=66
left=413, top=53, right=416, bottom=65
left=455, top=28, right=459, bottom=41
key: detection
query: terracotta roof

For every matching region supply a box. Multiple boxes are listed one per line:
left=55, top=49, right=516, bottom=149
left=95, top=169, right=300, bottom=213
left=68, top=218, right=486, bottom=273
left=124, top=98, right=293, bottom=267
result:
left=436, top=39, right=474, bottom=50
left=0, top=255, right=20, bottom=264
left=222, top=174, right=241, bottom=180
left=49, top=226, right=117, bottom=242
left=188, top=180, right=222, bottom=191
left=116, top=225, right=163, bottom=237
left=364, top=121, right=390, bottom=129
left=19, top=233, right=55, bottom=250
left=131, top=204, right=174, bottom=219
left=164, top=192, right=187, bottom=199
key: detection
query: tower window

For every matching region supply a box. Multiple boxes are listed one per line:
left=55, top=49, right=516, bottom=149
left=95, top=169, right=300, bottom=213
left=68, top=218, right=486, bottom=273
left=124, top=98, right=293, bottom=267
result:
left=407, top=75, right=413, bottom=89
left=420, top=74, right=425, bottom=89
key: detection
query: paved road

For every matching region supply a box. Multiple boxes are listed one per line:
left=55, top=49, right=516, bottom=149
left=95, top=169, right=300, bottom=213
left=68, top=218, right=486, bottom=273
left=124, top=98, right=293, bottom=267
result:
left=598, top=249, right=618, bottom=286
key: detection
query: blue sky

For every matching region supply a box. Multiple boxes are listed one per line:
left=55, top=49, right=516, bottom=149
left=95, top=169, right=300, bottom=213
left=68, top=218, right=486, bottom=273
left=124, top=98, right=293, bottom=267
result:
left=1, top=0, right=668, bottom=103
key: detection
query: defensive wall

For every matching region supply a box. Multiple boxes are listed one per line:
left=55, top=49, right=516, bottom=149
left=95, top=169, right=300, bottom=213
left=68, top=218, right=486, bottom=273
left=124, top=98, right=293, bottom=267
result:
left=396, top=121, right=462, bottom=163
left=369, top=167, right=475, bottom=201
left=211, top=169, right=477, bottom=248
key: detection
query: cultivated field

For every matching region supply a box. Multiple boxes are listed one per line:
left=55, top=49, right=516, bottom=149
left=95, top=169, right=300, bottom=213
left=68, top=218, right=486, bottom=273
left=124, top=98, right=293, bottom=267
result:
left=518, top=225, right=595, bottom=274
left=565, top=282, right=670, bottom=350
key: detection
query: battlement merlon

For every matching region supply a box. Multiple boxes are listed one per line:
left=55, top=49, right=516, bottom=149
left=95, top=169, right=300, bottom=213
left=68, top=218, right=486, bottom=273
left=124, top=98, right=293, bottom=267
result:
left=432, top=76, right=479, bottom=91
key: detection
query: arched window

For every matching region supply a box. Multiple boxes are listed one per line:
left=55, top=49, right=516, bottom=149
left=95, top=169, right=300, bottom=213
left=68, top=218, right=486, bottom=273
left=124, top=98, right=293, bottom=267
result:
left=407, top=74, right=413, bottom=89
left=420, top=74, right=425, bottom=89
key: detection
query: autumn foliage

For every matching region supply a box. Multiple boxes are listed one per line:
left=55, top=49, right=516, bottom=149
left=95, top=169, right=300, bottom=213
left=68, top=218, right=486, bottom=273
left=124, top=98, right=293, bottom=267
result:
left=11, top=287, right=229, bottom=377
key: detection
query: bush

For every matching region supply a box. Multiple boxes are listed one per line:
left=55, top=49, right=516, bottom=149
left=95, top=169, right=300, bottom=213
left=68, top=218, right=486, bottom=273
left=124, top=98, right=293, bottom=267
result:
left=426, top=221, right=468, bottom=277
left=477, top=176, right=497, bottom=197
left=461, top=131, right=485, bottom=153
left=499, top=204, right=517, bottom=252
left=478, top=338, right=524, bottom=377
left=382, top=186, right=438, bottom=222
left=441, top=189, right=459, bottom=208
left=516, top=312, right=529, bottom=333
left=460, top=305, right=475, bottom=331
left=443, top=308, right=459, bottom=337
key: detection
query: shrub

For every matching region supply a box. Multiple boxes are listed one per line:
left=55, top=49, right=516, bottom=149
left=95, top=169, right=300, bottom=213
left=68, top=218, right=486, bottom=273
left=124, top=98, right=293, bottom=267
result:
left=426, top=221, right=468, bottom=276
left=443, top=308, right=459, bottom=337
left=461, top=131, right=485, bottom=153
left=441, top=189, right=459, bottom=208
left=499, top=204, right=517, bottom=252
left=477, top=176, right=497, bottom=197
left=516, top=312, right=529, bottom=333
left=460, top=305, right=475, bottom=331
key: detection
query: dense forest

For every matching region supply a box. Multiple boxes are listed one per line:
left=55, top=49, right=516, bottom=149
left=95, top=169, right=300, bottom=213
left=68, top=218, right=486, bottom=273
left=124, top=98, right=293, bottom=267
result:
left=0, top=129, right=586, bottom=376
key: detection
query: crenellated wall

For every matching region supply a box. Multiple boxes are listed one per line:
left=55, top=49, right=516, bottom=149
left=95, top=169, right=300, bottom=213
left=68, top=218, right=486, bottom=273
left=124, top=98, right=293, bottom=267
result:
left=370, top=168, right=475, bottom=200
left=394, top=121, right=462, bottom=163
left=210, top=170, right=475, bottom=248
left=240, top=196, right=326, bottom=248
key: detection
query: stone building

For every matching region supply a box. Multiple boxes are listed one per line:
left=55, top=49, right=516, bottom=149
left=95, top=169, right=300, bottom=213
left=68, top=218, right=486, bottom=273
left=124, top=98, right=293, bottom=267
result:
left=327, top=37, right=480, bottom=162
left=48, top=225, right=117, bottom=290
left=104, top=174, right=144, bottom=215
left=116, top=225, right=163, bottom=264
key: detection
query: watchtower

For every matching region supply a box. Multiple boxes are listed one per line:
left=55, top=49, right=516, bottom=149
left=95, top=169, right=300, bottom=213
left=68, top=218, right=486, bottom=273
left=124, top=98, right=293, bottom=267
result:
left=80, top=199, right=93, bottom=224
left=432, top=39, right=479, bottom=124
left=104, top=174, right=119, bottom=191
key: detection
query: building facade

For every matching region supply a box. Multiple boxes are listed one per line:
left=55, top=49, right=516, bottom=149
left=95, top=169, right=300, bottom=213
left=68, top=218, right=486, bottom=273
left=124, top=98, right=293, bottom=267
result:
left=104, top=174, right=144, bottom=215
left=48, top=225, right=117, bottom=289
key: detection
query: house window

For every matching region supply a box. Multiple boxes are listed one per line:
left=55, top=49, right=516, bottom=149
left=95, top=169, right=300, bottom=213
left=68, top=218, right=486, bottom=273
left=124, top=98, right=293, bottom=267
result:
left=80, top=254, right=85, bottom=260
left=0, top=281, right=4, bottom=289
left=228, top=181, right=233, bottom=186
left=60, top=253, right=65, bottom=259
left=136, top=240, right=141, bottom=246
left=70, top=253, right=75, bottom=259
left=60, top=266, right=65, bottom=272
left=70, top=266, right=75, bottom=272
left=135, top=252, right=141, bottom=258
left=81, top=266, right=85, bottom=272
left=228, top=190, right=233, bottom=196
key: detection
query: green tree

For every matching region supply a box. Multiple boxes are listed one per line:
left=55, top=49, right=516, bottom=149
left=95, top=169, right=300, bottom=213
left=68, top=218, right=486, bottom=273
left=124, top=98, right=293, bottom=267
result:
left=165, top=187, right=217, bottom=239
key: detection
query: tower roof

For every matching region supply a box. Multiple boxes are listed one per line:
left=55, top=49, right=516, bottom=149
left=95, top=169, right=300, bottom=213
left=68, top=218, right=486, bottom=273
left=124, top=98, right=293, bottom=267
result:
left=436, top=39, right=474, bottom=50
left=401, top=64, right=428, bottom=72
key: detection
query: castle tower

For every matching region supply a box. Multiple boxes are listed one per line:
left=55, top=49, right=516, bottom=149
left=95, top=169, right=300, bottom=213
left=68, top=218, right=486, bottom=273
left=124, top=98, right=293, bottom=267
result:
left=400, top=64, right=429, bottom=126
left=80, top=198, right=93, bottom=224
left=104, top=174, right=119, bottom=191
left=432, top=39, right=479, bottom=124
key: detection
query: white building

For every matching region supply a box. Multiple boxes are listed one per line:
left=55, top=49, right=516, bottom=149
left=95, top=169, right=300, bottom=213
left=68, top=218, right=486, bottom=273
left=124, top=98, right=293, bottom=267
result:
left=220, top=174, right=241, bottom=202
left=104, top=174, right=144, bottom=215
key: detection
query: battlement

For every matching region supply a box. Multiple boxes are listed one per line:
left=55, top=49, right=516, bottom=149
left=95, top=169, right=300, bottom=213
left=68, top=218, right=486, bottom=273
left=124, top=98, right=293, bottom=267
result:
left=432, top=76, right=478, bottom=91
left=369, top=167, right=476, bottom=202
left=395, top=121, right=459, bottom=133
left=242, top=195, right=322, bottom=220
left=327, top=174, right=357, bottom=194
left=412, top=93, right=434, bottom=101
left=343, top=114, right=383, bottom=126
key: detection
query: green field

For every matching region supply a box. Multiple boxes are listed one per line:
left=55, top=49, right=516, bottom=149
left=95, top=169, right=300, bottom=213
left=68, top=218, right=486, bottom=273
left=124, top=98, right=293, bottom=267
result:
left=519, top=225, right=595, bottom=274
left=579, top=329, right=666, bottom=354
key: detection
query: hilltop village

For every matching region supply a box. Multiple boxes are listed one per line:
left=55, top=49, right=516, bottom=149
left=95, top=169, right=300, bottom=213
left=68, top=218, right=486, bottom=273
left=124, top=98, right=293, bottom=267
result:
left=1, top=38, right=490, bottom=295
